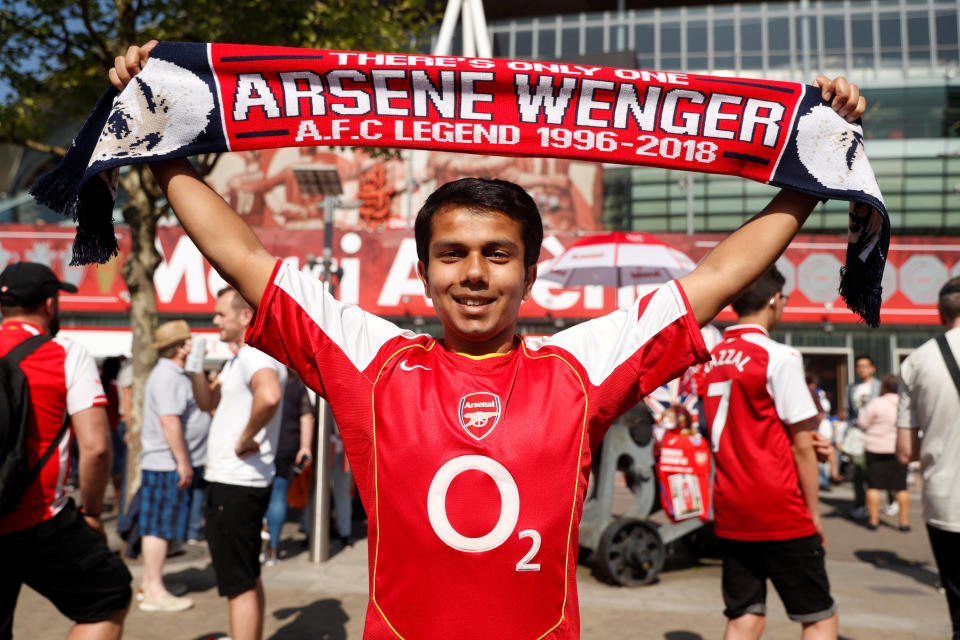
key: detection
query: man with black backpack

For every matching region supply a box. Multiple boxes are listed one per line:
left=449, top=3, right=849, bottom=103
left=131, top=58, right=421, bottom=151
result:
left=897, top=277, right=960, bottom=640
left=0, top=262, right=131, bottom=639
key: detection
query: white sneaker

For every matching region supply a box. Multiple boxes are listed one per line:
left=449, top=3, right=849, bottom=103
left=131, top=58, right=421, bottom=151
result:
left=138, top=592, right=194, bottom=612
left=884, top=502, right=900, bottom=516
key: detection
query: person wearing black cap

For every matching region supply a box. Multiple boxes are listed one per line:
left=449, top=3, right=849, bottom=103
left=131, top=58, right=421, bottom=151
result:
left=897, top=277, right=960, bottom=639
left=0, top=262, right=132, bottom=639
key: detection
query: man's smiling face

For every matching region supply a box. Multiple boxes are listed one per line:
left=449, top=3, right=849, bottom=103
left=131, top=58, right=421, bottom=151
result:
left=417, top=206, right=536, bottom=356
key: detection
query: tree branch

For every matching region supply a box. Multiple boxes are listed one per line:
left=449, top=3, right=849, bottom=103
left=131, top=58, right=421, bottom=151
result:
left=0, top=132, right=66, bottom=157
left=78, top=0, right=113, bottom=63
left=2, top=13, right=71, bottom=47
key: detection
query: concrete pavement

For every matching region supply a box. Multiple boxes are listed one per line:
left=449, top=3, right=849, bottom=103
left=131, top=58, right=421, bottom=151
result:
left=12, top=484, right=951, bottom=639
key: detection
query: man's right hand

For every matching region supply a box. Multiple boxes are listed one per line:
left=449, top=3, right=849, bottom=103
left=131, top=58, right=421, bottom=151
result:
left=813, top=514, right=827, bottom=547
left=176, top=462, right=194, bottom=490
left=109, top=40, right=158, bottom=91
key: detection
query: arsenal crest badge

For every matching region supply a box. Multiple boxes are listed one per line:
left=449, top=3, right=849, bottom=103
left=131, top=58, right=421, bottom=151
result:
left=458, top=392, right=502, bottom=441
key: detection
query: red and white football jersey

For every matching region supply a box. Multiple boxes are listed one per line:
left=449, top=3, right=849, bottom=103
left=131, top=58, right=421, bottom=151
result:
left=247, top=260, right=708, bottom=639
left=702, top=324, right=818, bottom=541
left=0, top=321, right=107, bottom=534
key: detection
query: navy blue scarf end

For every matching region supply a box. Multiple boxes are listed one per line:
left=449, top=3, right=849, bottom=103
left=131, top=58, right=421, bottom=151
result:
left=839, top=263, right=883, bottom=328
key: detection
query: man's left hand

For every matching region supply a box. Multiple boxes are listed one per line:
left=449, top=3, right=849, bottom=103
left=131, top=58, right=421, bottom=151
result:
left=235, top=437, right=260, bottom=458
left=812, top=432, right=832, bottom=463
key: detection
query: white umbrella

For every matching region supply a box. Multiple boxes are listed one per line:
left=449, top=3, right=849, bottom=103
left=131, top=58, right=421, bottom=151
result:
left=540, top=231, right=697, bottom=288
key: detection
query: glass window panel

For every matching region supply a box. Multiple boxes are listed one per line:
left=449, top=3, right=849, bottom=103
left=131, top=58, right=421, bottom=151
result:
left=687, top=56, right=708, bottom=72
left=715, top=20, right=735, bottom=50
left=795, top=16, right=819, bottom=59
left=851, top=16, right=872, bottom=49
left=742, top=53, right=762, bottom=69
left=635, top=218, right=669, bottom=233
left=906, top=158, right=943, bottom=175
left=823, top=16, right=845, bottom=52
left=634, top=24, right=655, bottom=66
left=937, top=12, right=960, bottom=63
left=769, top=18, right=790, bottom=51
left=906, top=212, right=945, bottom=229
left=492, top=32, right=510, bottom=58
left=662, top=24, right=681, bottom=53
left=879, top=14, right=903, bottom=65
left=585, top=26, right=604, bottom=52
left=708, top=179, right=745, bottom=197
left=937, top=12, right=959, bottom=46
left=908, top=13, right=930, bottom=62
left=715, top=20, right=735, bottom=69
left=688, top=22, right=707, bottom=53
left=769, top=53, right=792, bottom=69
left=515, top=29, right=533, bottom=58
left=741, top=19, right=762, bottom=52
left=661, top=56, right=683, bottom=71
left=538, top=28, right=556, bottom=59
left=561, top=28, right=580, bottom=57
left=708, top=215, right=748, bottom=230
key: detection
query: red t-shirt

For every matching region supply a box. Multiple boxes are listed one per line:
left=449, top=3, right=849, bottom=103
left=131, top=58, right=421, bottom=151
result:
left=702, top=324, right=818, bottom=541
left=0, top=321, right=107, bottom=533
left=247, top=260, right=708, bottom=639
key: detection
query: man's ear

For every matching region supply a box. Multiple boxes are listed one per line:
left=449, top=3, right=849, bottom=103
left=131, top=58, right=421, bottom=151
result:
left=416, top=260, right=431, bottom=300
left=43, top=296, right=57, bottom=317
left=522, top=263, right=537, bottom=301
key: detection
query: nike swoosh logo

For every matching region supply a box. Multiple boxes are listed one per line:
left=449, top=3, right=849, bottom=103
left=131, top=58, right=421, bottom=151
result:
left=399, top=360, right=431, bottom=372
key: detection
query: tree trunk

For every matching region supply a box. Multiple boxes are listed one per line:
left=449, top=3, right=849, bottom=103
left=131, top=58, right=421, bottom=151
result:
left=120, top=167, right=162, bottom=504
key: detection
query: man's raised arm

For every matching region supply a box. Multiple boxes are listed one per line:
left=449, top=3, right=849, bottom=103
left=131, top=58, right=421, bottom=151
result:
left=110, top=43, right=275, bottom=307
left=679, top=76, right=866, bottom=326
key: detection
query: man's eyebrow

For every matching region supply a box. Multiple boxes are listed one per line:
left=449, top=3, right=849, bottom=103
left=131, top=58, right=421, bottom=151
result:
left=431, top=239, right=520, bottom=252
left=483, top=239, right=521, bottom=252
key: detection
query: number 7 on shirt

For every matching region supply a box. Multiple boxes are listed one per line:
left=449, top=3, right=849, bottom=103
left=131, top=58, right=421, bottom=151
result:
left=707, top=380, right=732, bottom=452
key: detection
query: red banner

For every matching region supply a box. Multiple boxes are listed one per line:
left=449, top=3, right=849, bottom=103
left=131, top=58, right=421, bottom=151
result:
left=212, top=43, right=800, bottom=183
left=0, top=225, right=951, bottom=326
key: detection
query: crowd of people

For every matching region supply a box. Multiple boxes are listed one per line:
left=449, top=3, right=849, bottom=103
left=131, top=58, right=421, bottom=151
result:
left=0, top=43, right=958, bottom=640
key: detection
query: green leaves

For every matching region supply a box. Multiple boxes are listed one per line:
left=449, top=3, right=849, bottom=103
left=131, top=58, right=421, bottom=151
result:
left=0, top=0, right=435, bottom=147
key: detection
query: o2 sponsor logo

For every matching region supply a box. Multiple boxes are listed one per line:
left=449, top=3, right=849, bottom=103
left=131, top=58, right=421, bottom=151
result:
left=427, top=455, right=541, bottom=571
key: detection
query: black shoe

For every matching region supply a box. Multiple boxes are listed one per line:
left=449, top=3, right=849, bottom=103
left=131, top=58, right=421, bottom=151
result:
left=866, top=522, right=878, bottom=530
left=899, top=524, right=911, bottom=532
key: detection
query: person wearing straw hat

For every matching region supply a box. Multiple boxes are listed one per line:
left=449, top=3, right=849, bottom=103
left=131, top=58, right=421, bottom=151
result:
left=138, top=319, right=204, bottom=612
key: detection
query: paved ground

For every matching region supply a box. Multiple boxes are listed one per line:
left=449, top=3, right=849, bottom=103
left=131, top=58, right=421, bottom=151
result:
left=12, top=484, right=951, bottom=639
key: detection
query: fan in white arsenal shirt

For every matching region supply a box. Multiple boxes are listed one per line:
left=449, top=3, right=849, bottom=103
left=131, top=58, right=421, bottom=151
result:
left=109, top=42, right=865, bottom=640
left=703, top=266, right=837, bottom=640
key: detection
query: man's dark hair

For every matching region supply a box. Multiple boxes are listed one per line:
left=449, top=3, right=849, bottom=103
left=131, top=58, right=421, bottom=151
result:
left=881, top=373, right=898, bottom=394
left=731, top=267, right=786, bottom=317
left=938, top=277, right=960, bottom=321
left=101, top=356, right=123, bottom=385
left=158, top=340, right=187, bottom=359
left=414, top=178, right=544, bottom=270
left=854, top=354, right=874, bottom=365
left=0, top=301, right=44, bottom=318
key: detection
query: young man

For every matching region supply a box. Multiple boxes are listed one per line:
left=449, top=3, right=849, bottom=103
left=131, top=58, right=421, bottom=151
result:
left=111, top=42, right=864, bottom=640
left=703, top=267, right=837, bottom=640
left=846, top=353, right=881, bottom=518
left=191, top=287, right=286, bottom=640
left=0, top=262, right=132, bottom=639
left=897, top=277, right=960, bottom=639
